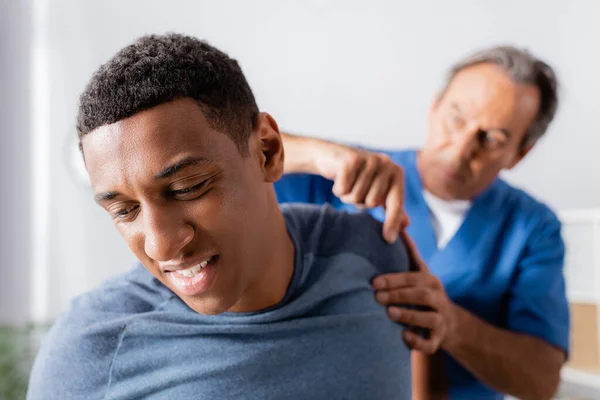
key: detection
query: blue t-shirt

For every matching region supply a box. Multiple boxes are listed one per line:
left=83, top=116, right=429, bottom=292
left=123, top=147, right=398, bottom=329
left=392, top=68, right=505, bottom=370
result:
left=28, top=204, right=412, bottom=400
left=274, top=150, right=570, bottom=400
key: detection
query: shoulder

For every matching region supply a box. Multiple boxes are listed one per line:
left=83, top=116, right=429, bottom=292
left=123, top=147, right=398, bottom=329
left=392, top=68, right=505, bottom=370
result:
left=495, top=179, right=561, bottom=233
left=27, top=265, right=174, bottom=400
left=281, top=203, right=409, bottom=274
left=491, top=180, right=564, bottom=262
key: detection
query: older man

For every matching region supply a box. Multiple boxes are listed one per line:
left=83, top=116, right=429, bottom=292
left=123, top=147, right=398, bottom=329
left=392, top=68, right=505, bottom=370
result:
left=275, top=46, right=569, bottom=399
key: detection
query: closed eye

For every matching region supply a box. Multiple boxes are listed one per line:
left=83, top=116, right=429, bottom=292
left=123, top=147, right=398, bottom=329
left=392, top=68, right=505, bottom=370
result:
left=112, top=204, right=140, bottom=220
left=170, top=180, right=212, bottom=200
left=172, top=182, right=205, bottom=195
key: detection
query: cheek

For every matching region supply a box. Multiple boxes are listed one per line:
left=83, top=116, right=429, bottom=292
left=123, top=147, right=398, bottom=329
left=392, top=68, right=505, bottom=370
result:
left=426, top=118, right=450, bottom=148
left=478, top=150, right=515, bottom=172
left=192, top=180, right=261, bottom=252
left=190, top=188, right=242, bottom=236
left=218, top=175, right=270, bottom=267
left=198, top=179, right=266, bottom=293
left=470, top=159, right=504, bottom=183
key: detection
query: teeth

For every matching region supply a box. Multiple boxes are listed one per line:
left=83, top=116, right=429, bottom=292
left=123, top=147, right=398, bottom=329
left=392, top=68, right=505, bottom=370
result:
left=175, top=260, right=209, bottom=278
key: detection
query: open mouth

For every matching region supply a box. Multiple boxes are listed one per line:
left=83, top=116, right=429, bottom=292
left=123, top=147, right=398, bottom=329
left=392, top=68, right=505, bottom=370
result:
left=174, top=259, right=210, bottom=278
left=165, top=255, right=220, bottom=297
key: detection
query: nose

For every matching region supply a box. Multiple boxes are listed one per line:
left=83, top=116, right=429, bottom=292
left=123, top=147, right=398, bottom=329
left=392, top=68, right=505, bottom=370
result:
left=143, top=206, right=194, bottom=262
left=449, top=124, right=479, bottom=163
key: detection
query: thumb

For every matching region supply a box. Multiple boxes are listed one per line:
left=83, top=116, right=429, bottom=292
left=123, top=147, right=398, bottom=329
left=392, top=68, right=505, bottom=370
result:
left=401, top=231, right=429, bottom=273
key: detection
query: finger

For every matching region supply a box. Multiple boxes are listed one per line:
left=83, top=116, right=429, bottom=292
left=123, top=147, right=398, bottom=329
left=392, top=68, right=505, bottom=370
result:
left=387, top=307, right=441, bottom=329
left=403, top=330, right=440, bottom=354
left=332, top=155, right=364, bottom=196
left=400, top=231, right=429, bottom=273
left=375, top=287, right=436, bottom=307
left=382, top=173, right=408, bottom=243
left=342, top=157, right=379, bottom=204
left=364, top=172, right=392, bottom=209
left=372, top=271, right=429, bottom=290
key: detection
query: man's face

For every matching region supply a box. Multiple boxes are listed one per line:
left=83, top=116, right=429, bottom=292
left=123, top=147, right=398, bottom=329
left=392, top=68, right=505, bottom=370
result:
left=420, top=63, right=541, bottom=200
left=82, top=98, right=284, bottom=314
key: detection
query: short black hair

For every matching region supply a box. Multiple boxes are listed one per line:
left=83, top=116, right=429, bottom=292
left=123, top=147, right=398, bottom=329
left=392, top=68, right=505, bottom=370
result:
left=77, top=33, right=259, bottom=154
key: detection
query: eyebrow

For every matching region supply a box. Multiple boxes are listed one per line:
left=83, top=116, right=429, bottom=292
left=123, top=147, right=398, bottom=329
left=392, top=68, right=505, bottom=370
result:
left=94, top=191, right=121, bottom=204
left=154, top=157, right=211, bottom=180
left=94, top=157, right=211, bottom=204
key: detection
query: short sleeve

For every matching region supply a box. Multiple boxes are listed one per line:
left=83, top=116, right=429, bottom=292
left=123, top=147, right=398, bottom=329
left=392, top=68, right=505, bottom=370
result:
left=274, top=173, right=337, bottom=205
left=273, top=147, right=409, bottom=212
left=506, top=214, right=570, bottom=354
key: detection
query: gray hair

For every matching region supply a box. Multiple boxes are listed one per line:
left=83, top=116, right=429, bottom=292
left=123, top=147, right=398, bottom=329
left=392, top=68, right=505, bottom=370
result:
left=440, top=45, right=559, bottom=147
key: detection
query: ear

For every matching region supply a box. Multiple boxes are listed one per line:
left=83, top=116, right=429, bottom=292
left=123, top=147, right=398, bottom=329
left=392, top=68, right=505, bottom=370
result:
left=253, top=112, right=284, bottom=182
left=506, top=142, right=535, bottom=169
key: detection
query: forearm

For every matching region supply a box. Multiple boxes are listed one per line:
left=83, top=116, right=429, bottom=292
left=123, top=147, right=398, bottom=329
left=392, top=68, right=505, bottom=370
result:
left=280, top=131, right=323, bottom=174
left=444, top=304, right=564, bottom=400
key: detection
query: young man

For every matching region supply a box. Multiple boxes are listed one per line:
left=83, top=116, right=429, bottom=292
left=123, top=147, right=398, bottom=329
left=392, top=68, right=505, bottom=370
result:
left=275, top=47, right=569, bottom=399
left=27, top=34, right=412, bottom=399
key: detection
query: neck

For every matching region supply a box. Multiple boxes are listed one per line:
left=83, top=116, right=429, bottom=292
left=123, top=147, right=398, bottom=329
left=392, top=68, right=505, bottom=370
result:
left=228, top=197, right=295, bottom=313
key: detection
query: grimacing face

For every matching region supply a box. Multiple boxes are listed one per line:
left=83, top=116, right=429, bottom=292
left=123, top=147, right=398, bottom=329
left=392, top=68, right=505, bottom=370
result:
left=419, top=63, right=542, bottom=200
left=82, top=98, right=289, bottom=315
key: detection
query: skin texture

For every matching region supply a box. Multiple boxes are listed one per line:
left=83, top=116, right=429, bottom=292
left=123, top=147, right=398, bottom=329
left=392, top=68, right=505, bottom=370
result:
left=418, top=63, right=540, bottom=201
left=82, top=98, right=295, bottom=315
left=282, top=133, right=409, bottom=243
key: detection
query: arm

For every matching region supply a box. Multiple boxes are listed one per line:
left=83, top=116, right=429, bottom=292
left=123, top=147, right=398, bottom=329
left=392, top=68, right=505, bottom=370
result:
left=27, top=288, right=135, bottom=400
left=440, top=304, right=565, bottom=400
left=274, top=132, right=336, bottom=205
left=375, top=225, right=569, bottom=399
left=444, top=214, right=567, bottom=399
left=278, top=131, right=409, bottom=242
left=280, top=131, right=322, bottom=174
left=27, top=319, right=116, bottom=400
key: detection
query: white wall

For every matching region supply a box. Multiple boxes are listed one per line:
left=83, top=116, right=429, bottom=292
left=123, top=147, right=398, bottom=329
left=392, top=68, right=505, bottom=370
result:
left=0, top=0, right=33, bottom=324
left=2, top=0, right=599, bottom=322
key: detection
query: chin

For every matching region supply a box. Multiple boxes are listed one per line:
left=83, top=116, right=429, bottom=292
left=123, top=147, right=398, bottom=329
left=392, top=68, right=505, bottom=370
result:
left=433, top=176, right=469, bottom=199
left=429, top=182, right=457, bottom=200
left=184, top=295, right=237, bottom=315
left=442, top=188, right=468, bottom=201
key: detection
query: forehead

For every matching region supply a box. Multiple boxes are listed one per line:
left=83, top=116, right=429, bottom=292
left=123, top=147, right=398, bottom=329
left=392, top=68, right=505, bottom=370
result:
left=443, top=63, right=540, bottom=130
left=82, top=98, right=238, bottom=191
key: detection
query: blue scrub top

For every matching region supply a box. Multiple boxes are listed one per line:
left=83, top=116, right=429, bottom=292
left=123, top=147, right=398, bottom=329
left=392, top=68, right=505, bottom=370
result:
left=274, top=149, right=570, bottom=400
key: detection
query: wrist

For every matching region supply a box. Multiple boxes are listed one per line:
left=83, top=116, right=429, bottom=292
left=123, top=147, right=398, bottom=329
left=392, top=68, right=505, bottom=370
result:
left=441, top=302, right=467, bottom=353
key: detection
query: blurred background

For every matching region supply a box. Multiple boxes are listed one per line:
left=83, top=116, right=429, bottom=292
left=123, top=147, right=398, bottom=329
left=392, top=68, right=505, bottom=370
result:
left=1, top=0, right=599, bottom=398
